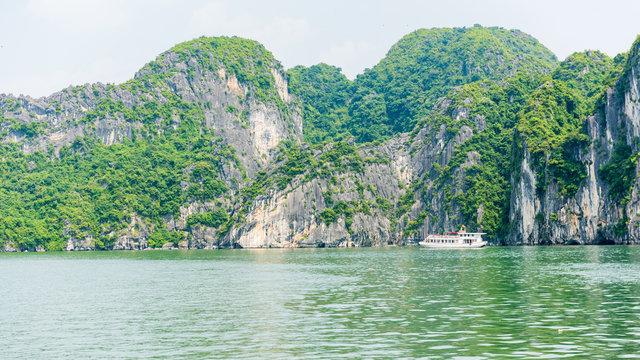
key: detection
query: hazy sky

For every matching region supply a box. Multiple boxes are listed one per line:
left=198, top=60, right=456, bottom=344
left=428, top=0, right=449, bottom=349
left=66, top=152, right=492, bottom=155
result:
left=1, top=0, right=639, bottom=98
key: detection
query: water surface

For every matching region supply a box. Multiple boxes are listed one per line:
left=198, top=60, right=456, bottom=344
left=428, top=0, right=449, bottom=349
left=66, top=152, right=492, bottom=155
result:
left=2, top=246, right=640, bottom=359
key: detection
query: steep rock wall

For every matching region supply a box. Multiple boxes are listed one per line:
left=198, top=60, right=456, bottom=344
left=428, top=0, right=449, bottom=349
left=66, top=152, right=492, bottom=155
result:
left=507, top=45, right=640, bottom=244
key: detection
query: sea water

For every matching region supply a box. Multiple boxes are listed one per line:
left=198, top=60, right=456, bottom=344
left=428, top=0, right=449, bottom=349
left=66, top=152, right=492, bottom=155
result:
left=1, top=246, right=640, bottom=359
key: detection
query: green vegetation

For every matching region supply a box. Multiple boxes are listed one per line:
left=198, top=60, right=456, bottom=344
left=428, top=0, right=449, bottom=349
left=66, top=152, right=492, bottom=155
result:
left=551, top=50, right=615, bottom=105
left=547, top=132, right=591, bottom=197
left=276, top=140, right=365, bottom=188
left=432, top=74, right=539, bottom=235
left=9, top=120, right=48, bottom=138
left=0, top=131, right=240, bottom=250
left=516, top=79, right=586, bottom=160
left=139, top=36, right=285, bottom=107
left=347, top=26, right=557, bottom=142
left=319, top=201, right=354, bottom=229
left=350, top=26, right=557, bottom=133
left=287, top=64, right=351, bottom=143
left=599, top=142, right=638, bottom=203
left=0, top=83, right=243, bottom=251
left=187, top=208, right=230, bottom=229
left=288, top=26, right=558, bottom=144
left=513, top=77, right=592, bottom=198
left=273, top=141, right=316, bottom=190
left=612, top=35, right=640, bottom=106
left=148, top=230, right=184, bottom=248
left=2, top=28, right=640, bottom=249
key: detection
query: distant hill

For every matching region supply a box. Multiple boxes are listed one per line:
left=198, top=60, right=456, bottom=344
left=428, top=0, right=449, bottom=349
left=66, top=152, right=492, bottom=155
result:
left=290, top=26, right=559, bottom=143
left=2, top=28, right=640, bottom=251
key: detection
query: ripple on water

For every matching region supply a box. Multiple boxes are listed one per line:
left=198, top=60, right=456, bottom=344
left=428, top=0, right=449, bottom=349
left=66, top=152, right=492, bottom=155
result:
left=1, top=246, right=640, bottom=358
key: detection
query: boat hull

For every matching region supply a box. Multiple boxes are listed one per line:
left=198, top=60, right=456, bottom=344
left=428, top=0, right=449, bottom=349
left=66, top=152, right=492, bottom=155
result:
left=418, top=241, right=487, bottom=248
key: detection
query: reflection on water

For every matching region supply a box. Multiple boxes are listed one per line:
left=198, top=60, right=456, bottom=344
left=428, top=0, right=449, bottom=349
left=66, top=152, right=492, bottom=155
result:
left=1, top=246, right=640, bottom=358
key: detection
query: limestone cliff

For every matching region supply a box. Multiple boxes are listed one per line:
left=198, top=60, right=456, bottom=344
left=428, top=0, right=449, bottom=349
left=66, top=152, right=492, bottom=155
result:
left=0, top=36, right=302, bottom=251
left=508, top=40, right=640, bottom=244
left=3, top=32, right=640, bottom=251
left=222, top=94, right=497, bottom=248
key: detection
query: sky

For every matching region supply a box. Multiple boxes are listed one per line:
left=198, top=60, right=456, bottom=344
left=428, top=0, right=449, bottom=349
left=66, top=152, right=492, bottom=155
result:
left=1, top=0, right=639, bottom=98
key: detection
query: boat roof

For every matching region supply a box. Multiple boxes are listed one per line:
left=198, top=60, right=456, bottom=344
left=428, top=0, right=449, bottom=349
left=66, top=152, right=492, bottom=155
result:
left=436, top=232, right=487, bottom=235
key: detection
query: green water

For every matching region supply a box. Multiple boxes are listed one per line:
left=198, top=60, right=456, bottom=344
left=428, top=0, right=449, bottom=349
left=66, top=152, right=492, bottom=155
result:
left=1, top=246, right=640, bottom=359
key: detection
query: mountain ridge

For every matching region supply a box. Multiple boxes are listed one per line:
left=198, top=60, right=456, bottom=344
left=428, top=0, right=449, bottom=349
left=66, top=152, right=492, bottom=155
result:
left=2, top=27, right=640, bottom=251
left=289, top=25, right=559, bottom=143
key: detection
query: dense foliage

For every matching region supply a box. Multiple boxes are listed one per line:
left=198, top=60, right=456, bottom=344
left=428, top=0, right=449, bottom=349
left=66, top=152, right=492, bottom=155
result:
left=431, top=73, right=541, bottom=235
left=0, top=132, right=239, bottom=251
left=286, top=28, right=608, bottom=237
left=140, top=36, right=285, bottom=106
left=287, top=64, right=351, bottom=143
left=0, top=36, right=286, bottom=250
left=419, top=52, right=613, bottom=234
left=288, top=25, right=558, bottom=144
left=514, top=77, right=589, bottom=192
left=599, top=142, right=638, bottom=202
left=2, top=29, right=640, bottom=250
left=551, top=50, right=614, bottom=105
left=347, top=26, right=557, bottom=142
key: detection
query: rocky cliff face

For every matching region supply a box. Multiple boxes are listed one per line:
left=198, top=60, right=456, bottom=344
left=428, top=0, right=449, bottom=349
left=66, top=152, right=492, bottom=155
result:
left=3, top=33, right=640, bottom=251
left=507, top=41, right=640, bottom=245
left=222, top=95, right=494, bottom=248
left=0, top=37, right=303, bottom=251
left=229, top=40, right=640, bottom=249
left=1, top=39, right=503, bottom=251
left=0, top=48, right=301, bottom=175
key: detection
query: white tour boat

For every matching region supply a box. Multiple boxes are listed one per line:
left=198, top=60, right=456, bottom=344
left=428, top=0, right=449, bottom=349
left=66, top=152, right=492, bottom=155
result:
left=419, top=225, right=487, bottom=248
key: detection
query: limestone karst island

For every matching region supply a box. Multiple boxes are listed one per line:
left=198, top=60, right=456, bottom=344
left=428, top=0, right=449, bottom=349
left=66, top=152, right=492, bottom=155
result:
left=2, top=26, right=640, bottom=251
